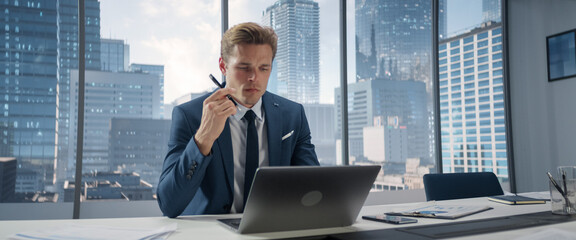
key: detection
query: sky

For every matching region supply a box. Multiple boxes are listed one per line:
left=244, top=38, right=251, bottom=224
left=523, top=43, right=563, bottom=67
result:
left=100, top=0, right=482, bottom=105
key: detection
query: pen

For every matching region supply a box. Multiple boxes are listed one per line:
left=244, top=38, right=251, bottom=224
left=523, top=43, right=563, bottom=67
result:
left=547, top=171, right=573, bottom=210
left=209, top=74, right=238, bottom=106
left=547, top=172, right=565, bottom=196
left=562, top=169, right=568, bottom=196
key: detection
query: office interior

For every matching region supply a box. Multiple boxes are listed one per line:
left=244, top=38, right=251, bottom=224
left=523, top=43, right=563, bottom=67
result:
left=0, top=0, right=575, bottom=220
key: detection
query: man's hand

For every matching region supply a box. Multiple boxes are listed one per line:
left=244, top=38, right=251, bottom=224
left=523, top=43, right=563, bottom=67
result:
left=194, top=88, right=238, bottom=155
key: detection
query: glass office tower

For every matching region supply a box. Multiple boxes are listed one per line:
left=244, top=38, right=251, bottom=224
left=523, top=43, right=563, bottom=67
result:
left=56, top=0, right=101, bottom=183
left=70, top=70, right=161, bottom=173
left=0, top=1, right=59, bottom=192
left=355, top=0, right=432, bottom=88
left=130, top=63, right=165, bottom=119
left=438, top=0, right=448, bottom=40
left=109, top=118, right=171, bottom=193
left=262, top=0, right=320, bottom=104
left=482, top=0, right=501, bottom=23
left=438, top=22, right=508, bottom=181
left=101, top=38, right=129, bottom=72
left=347, top=1, right=434, bottom=160
left=335, top=79, right=430, bottom=165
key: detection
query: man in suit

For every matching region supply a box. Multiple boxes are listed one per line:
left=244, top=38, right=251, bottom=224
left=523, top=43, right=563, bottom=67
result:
left=157, top=22, right=319, bottom=217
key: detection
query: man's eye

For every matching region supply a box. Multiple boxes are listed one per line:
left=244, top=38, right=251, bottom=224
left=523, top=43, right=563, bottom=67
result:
left=260, top=68, right=269, bottom=72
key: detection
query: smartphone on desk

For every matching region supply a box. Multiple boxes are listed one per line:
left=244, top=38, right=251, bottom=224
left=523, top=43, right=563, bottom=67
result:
left=362, top=214, right=418, bottom=224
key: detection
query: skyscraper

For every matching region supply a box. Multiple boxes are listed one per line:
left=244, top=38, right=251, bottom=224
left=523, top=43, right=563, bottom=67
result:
left=302, top=104, right=335, bottom=165
left=69, top=70, right=161, bottom=172
left=349, top=0, right=434, bottom=169
left=101, top=38, right=129, bottom=72
left=262, top=0, right=320, bottom=104
left=130, top=63, right=165, bottom=119
left=439, top=0, right=448, bottom=40
left=482, top=0, right=501, bottom=23
left=355, top=0, right=432, bottom=90
left=335, top=79, right=429, bottom=164
left=56, top=0, right=102, bottom=183
left=109, top=118, right=171, bottom=192
left=0, top=1, right=59, bottom=190
left=438, top=22, right=508, bottom=180
left=0, top=157, right=16, bottom=202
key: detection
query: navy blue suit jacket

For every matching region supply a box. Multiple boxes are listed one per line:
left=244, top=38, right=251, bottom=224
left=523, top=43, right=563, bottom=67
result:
left=157, top=91, right=319, bottom=217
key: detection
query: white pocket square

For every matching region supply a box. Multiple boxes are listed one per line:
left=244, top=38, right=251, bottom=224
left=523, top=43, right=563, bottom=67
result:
left=282, top=130, right=294, bottom=141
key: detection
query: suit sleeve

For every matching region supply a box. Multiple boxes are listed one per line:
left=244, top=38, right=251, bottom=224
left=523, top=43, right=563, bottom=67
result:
left=291, top=105, right=320, bottom=166
left=156, top=106, right=212, bottom=218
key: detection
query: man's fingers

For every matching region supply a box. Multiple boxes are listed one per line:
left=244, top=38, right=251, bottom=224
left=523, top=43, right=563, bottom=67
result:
left=206, top=88, right=236, bottom=102
left=205, top=96, right=237, bottom=116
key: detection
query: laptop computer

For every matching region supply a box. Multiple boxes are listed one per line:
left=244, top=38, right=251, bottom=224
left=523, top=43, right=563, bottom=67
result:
left=218, top=165, right=381, bottom=234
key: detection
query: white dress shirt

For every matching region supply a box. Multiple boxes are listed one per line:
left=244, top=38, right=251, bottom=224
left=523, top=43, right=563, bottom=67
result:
left=228, top=98, right=269, bottom=213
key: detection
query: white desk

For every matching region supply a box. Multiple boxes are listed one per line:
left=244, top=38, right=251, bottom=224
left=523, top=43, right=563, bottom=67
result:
left=0, top=197, right=572, bottom=240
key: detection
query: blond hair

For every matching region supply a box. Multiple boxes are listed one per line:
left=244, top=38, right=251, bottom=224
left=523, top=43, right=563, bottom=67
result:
left=221, top=22, right=278, bottom=62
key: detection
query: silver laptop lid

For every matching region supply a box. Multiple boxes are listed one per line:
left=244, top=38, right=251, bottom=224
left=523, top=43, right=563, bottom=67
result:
left=238, top=165, right=381, bottom=234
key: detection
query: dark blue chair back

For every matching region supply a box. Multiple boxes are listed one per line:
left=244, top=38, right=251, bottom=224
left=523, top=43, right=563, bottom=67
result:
left=423, top=172, right=504, bottom=201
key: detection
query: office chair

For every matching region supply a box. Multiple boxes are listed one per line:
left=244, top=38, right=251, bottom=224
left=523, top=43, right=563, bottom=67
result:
left=423, top=172, right=504, bottom=201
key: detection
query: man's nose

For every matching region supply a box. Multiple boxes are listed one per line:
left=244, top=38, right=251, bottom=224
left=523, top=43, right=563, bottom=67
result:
left=248, top=70, right=257, bottom=81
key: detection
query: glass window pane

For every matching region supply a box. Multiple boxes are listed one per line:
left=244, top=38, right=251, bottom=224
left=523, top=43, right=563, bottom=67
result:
left=76, top=0, right=221, bottom=204
left=349, top=0, right=435, bottom=191
left=0, top=0, right=66, bottom=217
left=438, top=0, right=509, bottom=189
left=229, top=0, right=339, bottom=167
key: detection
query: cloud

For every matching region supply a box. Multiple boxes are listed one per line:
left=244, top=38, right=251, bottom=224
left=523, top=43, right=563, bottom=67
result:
left=100, top=0, right=347, bottom=104
left=101, top=0, right=222, bottom=103
left=140, top=33, right=221, bottom=101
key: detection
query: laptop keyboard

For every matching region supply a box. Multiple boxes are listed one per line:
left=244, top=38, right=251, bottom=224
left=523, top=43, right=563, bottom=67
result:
left=229, top=218, right=241, bottom=228
left=218, top=218, right=242, bottom=229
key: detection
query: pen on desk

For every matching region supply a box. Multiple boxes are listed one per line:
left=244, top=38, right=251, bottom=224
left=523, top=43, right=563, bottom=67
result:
left=209, top=74, right=238, bottom=106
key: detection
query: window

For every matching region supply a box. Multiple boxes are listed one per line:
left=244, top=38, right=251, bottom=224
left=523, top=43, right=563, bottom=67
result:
left=1, top=0, right=511, bottom=219
left=477, top=48, right=489, bottom=56
left=477, top=32, right=489, bottom=40
left=438, top=0, right=510, bottom=188
left=1, top=0, right=222, bottom=219
left=451, top=55, right=461, bottom=62
left=477, top=40, right=488, bottom=48
left=450, top=39, right=460, bottom=47
left=343, top=0, right=435, bottom=192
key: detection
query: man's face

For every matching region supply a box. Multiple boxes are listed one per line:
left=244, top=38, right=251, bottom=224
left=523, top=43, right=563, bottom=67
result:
left=219, top=43, right=273, bottom=108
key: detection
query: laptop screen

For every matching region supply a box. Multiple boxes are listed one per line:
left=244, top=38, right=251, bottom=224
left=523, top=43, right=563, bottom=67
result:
left=219, top=165, right=381, bottom=234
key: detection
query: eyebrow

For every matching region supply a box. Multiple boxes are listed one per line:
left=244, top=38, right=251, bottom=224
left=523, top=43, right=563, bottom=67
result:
left=238, top=62, right=271, bottom=68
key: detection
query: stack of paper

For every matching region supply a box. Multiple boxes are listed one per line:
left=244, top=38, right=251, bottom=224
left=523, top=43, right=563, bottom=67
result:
left=8, top=223, right=177, bottom=240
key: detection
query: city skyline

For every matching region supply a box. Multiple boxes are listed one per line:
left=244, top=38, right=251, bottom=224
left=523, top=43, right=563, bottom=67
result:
left=262, top=0, right=320, bottom=104
left=100, top=0, right=483, bottom=105
left=0, top=0, right=503, bottom=202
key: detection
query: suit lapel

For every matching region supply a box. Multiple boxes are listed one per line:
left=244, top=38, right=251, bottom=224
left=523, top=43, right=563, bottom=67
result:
left=215, top=120, right=234, bottom=191
left=263, top=92, right=282, bottom=166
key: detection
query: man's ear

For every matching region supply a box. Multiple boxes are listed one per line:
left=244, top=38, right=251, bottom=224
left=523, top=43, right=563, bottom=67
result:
left=219, top=57, right=227, bottom=75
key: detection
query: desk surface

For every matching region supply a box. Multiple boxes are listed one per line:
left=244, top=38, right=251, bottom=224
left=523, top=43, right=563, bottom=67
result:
left=0, top=196, right=571, bottom=240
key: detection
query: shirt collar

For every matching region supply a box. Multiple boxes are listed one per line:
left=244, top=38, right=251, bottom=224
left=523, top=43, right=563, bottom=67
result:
left=233, top=98, right=263, bottom=121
